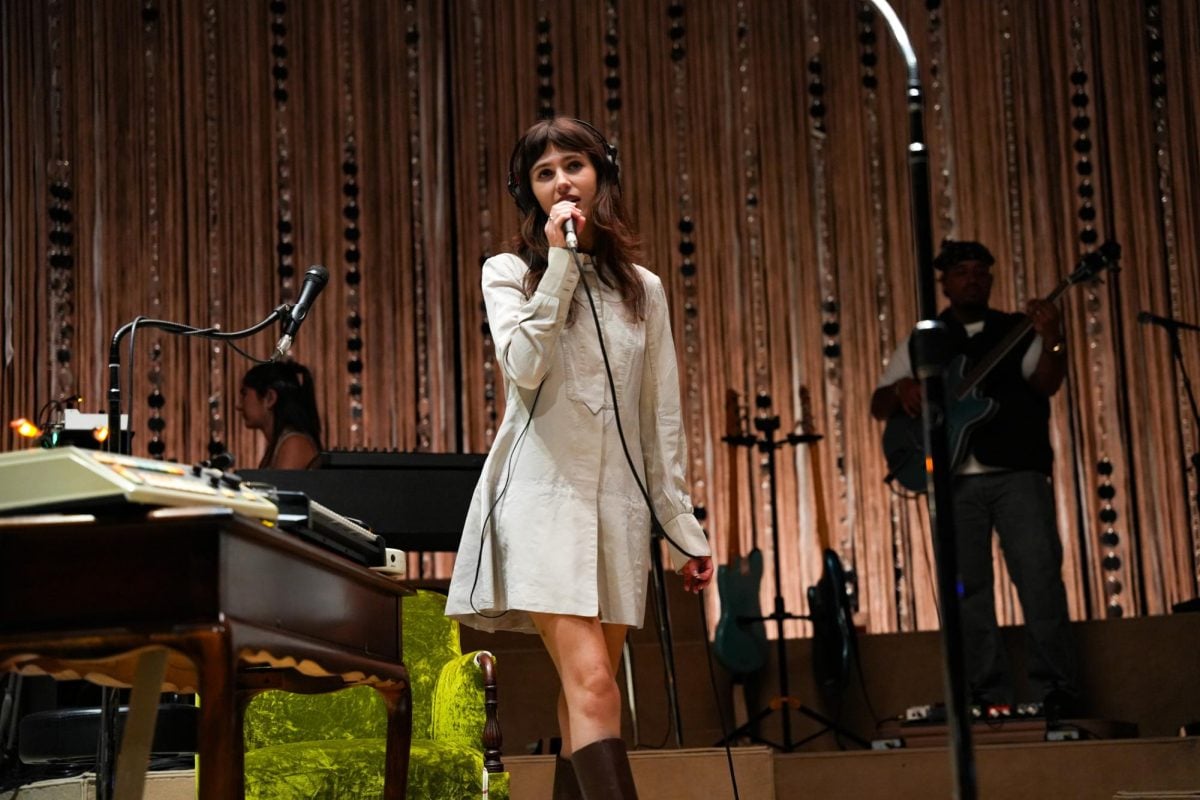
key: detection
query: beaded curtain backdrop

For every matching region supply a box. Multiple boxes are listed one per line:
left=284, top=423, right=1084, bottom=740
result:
left=2, top=0, right=1198, bottom=633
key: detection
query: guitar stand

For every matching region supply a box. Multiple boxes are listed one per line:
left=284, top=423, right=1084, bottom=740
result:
left=715, top=411, right=869, bottom=751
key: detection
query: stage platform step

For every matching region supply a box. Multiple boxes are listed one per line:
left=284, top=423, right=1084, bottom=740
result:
left=507, top=746, right=777, bottom=800
left=506, top=737, right=1199, bottom=799
left=3, top=739, right=1195, bottom=799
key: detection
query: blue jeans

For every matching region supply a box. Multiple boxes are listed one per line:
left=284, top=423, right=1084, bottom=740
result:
left=952, top=470, right=1078, bottom=705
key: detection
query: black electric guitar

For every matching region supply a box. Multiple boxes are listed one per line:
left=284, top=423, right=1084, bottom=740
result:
left=800, top=386, right=855, bottom=691
left=882, top=241, right=1121, bottom=492
left=714, top=389, right=769, bottom=676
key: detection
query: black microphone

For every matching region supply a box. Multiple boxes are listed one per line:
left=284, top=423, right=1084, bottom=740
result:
left=563, top=218, right=579, bottom=250
left=273, top=265, right=330, bottom=361
left=1137, top=311, right=1200, bottom=333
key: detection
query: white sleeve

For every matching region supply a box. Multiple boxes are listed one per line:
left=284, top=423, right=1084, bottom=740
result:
left=877, top=334, right=914, bottom=389
left=483, top=249, right=579, bottom=389
left=637, top=273, right=711, bottom=571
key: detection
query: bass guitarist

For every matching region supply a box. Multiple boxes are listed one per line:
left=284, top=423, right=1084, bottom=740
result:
left=869, top=240, right=1080, bottom=720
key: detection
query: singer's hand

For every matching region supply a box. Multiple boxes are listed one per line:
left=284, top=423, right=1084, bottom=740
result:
left=543, top=200, right=586, bottom=249
left=681, top=556, right=714, bottom=594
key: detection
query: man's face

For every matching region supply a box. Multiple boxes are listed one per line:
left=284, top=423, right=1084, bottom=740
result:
left=941, top=259, right=993, bottom=310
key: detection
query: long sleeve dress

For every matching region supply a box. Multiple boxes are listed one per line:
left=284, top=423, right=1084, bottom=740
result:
left=445, top=247, right=710, bottom=634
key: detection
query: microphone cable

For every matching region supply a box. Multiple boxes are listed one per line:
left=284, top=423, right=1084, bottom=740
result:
left=569, top=244, right=741, bottom=799
left=569, top=246, right=703, bottom=561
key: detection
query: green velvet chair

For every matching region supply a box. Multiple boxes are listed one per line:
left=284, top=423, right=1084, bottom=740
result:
left=243, top=589, right=507, bottom=799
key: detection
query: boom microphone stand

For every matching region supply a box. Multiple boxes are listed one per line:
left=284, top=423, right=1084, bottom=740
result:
left=105, top=307, right=292, bottom=455
left=1138, top=311, right=1200, bottom=530
left=865, top=2, right=976, bottom=796
left=647, top=527, right=684, bottom=747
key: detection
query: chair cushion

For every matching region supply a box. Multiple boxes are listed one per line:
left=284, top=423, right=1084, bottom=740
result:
left=243, top=736, right=508, bottom=800
left=244, top=687, right=386, bottom=751
left=244, top=737, right=385, bottom=799
left=408, top=738, right=509, bottom=800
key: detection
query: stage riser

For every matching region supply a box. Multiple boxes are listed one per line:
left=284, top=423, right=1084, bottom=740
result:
left=460, top=577, right=1200, bottom=754
left=4, top=742, right=1195, bottom=800
left=776, top=738, right=1200, bottom=800
left=507, top=747, right=776, bottom=800
left=502, top=739, right=1200, bottom=799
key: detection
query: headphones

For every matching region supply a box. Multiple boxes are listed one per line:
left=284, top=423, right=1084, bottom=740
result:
left=506, top=118, right=620, bottom=216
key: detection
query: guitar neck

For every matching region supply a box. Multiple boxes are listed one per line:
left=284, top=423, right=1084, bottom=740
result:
left=809, top=438, right=833, bottom=554
left=800, top=387, right=833, bottom=554
left=957, top=278, right=1070, bottom=398
left=724, top=389, right=742, bottom=564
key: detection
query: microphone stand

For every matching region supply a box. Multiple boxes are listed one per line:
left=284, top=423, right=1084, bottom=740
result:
left=864, top=2, right=976, bottom=796
left=105, top=306, right=291, bottom=455
left=94, top=305, right=287, bottom=800
left=1150, top=315, right=1200, bottom=532
left=647, top=525, right=684, bottom=747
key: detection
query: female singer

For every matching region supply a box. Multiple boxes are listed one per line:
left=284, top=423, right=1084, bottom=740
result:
left=446, top=117, right=712, bottom=800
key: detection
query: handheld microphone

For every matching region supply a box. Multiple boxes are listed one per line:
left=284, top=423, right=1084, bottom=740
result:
left=564, top=218, right=579, bottom=250
left=273, top=265, right=330, bottom=361
left=1137, top=311, right=1200, bottom=333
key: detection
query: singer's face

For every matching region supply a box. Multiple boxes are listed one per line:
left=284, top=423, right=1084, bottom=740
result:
left=529, top=146, right=597, bottom=217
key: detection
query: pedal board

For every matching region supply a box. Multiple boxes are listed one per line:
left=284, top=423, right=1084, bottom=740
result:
left=875, top=711, right=1137, bottom=748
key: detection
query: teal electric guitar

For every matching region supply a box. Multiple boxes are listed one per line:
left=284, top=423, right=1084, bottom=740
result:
left=714, top=389, right=769, bottom=676
left=882, top=242, right=1120, bottom=492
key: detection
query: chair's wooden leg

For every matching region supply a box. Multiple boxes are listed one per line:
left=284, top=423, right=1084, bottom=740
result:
left=476, top=652, right=504, bottom=773
left=376, top=678, right=412, bottom=800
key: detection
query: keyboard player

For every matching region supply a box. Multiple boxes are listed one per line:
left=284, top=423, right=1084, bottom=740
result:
left=238, top=361, right=323, bottom=470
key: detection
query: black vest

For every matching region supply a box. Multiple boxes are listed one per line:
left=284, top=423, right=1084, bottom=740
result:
left=939, top=308, right=1054, bottom=475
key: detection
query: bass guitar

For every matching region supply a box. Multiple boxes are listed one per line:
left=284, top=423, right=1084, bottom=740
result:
left=714, top=388, right=769, bottom=676
left=800, top=386, right=853, bottom=691
left=881, top=241, right=1120, bottom=492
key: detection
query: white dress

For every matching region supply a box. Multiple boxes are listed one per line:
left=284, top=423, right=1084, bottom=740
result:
left=445, top=248, right=710, bottom=633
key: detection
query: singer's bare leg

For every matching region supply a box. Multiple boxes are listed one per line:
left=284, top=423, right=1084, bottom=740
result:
left=531, top=613, right=629, bottom=755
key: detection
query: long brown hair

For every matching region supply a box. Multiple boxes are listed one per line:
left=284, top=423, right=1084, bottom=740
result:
left=508, top=117, right=646, bottom=321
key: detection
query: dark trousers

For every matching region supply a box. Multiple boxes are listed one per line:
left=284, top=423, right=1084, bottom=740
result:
left=953, top=470, right=1078, bottom=705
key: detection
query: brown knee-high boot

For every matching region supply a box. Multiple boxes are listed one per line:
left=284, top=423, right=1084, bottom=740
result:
left=570, top=738, right=638, bottom=800
left=552, top=754, right=584, bottom=800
